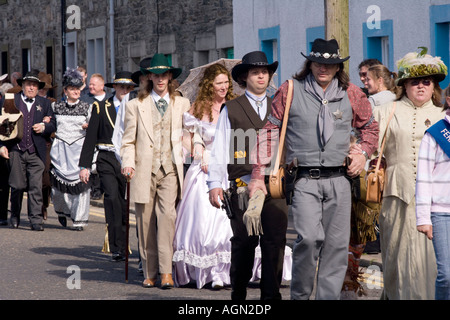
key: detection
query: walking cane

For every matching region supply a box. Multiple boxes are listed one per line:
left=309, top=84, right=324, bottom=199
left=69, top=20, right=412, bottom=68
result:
left=125, top=177, right=130, bottom=283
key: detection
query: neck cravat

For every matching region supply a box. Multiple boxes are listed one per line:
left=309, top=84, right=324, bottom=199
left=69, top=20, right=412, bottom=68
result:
left=156, top=98, right=168, bottom=117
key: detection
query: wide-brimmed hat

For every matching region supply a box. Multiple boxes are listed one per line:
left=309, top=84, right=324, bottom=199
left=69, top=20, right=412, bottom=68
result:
left=231, top=51, right=279, bottom=82
left=395, top=47, right=448, bottom=86
left=62, top=68, right=84, bottom=88
left=132, top=57, right=152, bottom=85
left=17, top=71, right=46, bottom=90
left=140, top=53, right=182, bottom=79
left=38, top=72, right=57, bottom=89
left=105, top=71, right=138, bottom=88
left=301, top=38, right=350, bottom=65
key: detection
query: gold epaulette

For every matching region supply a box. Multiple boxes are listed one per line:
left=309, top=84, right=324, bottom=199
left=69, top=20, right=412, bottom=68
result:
left=93, top=101, right=100, bottom=114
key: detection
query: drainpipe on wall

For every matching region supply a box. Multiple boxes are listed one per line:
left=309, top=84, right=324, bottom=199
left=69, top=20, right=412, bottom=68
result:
left=62, top=0, right=67, bottom=72
left=109, top=0, right=116, bottom=80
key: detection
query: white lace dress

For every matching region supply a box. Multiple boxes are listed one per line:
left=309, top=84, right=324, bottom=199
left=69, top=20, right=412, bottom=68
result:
left=50, top=100, right=91, bottom=228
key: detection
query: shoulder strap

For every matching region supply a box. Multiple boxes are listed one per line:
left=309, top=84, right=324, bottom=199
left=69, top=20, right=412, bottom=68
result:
left=271, top=80, right=294, bottom=173
left=375, top=102, right=397, bottom=173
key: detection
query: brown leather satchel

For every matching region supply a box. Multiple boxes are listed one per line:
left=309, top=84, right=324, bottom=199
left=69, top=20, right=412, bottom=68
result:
left=366, top=102, right=396, bottom=203
left=268, top=80, right=293, bottom=199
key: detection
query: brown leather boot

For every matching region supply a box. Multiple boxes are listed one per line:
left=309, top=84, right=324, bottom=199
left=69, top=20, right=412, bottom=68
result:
left=160, top=273, right=174, bottom=289
left=142, top=278, right=156, bottom=288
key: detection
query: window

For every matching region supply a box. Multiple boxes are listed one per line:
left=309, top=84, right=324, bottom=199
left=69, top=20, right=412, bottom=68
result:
left=362, top=20, right=394, bottom=71
left=86, top=26, right=106, bottom=79
left=65, top=32, right=78, bottom=69
left=430, top=4, right=450, bottom=89
left=216, top=24, right=234, bottom=59
left=22, top=49, right=30, bottom=74
left=21, top=40, right=31, bottom=74
left=306, top=26, right=325, bottom=52
left=224, top=48, right=234, bottom=59
left=259, top=26, right=280, bottom=87
left=1, top=46, right=8, bottom=76
left=194, top=34, right=215, bottom=67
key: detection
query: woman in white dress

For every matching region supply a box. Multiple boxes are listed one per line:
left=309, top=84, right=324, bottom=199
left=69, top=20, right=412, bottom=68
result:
left=49, top=68, right=91, bottom=230
left=173, top=64, right=237, bottom=289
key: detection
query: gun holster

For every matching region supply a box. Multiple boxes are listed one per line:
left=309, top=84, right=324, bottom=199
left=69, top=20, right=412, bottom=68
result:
left=284, top=158, right=299, bottom=206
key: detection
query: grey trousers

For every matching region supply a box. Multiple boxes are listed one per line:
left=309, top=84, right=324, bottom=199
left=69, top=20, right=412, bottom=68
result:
left=290, top=175, right=351, bottom=300
left=9, top=150, right=45, bottom=226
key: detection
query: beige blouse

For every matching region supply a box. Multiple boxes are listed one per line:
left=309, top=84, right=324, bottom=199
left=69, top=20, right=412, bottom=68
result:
left=372, top=96, right=445, bottom=204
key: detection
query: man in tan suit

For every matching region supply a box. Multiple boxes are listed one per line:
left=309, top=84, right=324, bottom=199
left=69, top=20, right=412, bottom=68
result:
left=121, top=54, right=190, bottom=288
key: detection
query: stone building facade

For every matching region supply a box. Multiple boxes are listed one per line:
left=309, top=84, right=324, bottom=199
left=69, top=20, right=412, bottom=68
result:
left=0, top=0, right=234, bottom=98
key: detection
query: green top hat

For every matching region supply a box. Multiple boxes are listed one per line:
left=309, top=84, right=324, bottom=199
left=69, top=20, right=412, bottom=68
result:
left=140, top=54, right=182, bottom=79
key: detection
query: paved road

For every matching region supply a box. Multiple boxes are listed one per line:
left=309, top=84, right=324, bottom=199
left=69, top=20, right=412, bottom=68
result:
left=0, top=198, right=383, bottom=303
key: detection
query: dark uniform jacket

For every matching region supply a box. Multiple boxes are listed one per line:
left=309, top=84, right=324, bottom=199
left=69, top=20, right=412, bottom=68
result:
left=79, top=96, right=117, bottom=169
left=0, top=93, right=56, bottom=164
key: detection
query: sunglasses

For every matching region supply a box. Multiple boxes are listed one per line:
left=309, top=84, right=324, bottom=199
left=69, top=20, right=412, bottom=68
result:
left=409, top=79, right=432, bottom=86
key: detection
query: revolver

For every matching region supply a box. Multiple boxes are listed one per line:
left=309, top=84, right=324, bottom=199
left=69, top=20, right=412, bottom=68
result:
left=221, top=189, right=234, bottom=219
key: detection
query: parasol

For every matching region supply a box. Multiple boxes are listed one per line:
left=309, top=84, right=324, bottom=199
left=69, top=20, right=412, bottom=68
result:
left=177, top=58, right=279, bottom=104
left=177, top=58, right=244, bottom=104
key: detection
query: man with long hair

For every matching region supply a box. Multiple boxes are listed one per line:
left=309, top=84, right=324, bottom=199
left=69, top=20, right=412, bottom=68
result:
left=120, top=54, right=190, bottom=289
left=249, top=39, right=379, bottom=300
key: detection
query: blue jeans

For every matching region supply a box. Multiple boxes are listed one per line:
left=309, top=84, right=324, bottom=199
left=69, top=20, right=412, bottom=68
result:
left=431, top=213, right=450, bottom=300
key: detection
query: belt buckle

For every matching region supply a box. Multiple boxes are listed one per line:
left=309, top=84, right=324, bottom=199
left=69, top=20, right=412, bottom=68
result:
left=309, top=169, right=321, bottom=179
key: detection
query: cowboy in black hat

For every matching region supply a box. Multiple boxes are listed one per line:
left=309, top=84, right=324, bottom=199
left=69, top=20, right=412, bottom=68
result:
left=248, top=38, right=379, bottom=300
left=208, top=51, right=289, bottom=300
left=0, top=70, right=56, bottom=231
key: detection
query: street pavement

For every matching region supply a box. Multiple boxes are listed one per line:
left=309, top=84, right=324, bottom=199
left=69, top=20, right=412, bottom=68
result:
left=0, top=196, right=383, bottom=304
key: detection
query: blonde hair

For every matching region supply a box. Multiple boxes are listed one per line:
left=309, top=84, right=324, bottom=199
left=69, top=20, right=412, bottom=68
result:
left=90, top=73, right=105, bottom=83
left=368, top=65, right=399, bottom=95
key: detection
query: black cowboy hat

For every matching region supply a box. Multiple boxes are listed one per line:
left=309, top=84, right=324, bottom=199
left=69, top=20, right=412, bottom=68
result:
left=131, top=57, right=152, bottom=85
left=17, top=70, right=46, bottom=90
left=301, top=38, right=350, bottom=64
left=231, top=51, right=279, bottom=82
left=105, top=71, right=138, bottom=88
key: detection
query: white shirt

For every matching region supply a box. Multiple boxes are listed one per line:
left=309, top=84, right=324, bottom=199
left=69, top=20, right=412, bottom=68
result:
left=95, top=93, right=106, bottom=101
left=21, top=94, right=35, bottom=112
left=112, top=93, right=130, bottom=164
left=207, top=90, right=268, bottom=190
left=151, top=90, right=170, bottom=107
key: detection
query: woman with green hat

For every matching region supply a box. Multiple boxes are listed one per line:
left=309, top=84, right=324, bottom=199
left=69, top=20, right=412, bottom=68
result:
left=372, top=48, right=447, bottom=300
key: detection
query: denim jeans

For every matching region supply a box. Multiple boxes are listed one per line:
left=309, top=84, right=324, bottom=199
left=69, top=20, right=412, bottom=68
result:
left=431, top=213, right=450, bottom=300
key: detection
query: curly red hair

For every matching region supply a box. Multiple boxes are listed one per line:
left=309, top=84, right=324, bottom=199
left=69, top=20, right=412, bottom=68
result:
left=192, top=64, right=237, bottom=122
